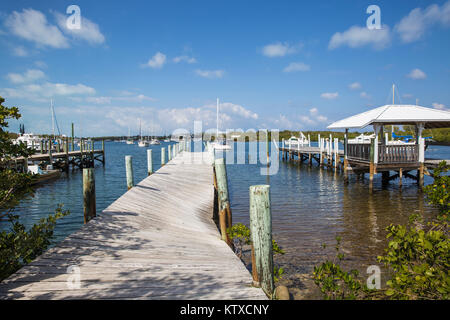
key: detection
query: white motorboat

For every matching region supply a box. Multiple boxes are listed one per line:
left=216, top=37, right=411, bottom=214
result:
left=13, top=133, right=43, bottom=151
left=285, top=132, right=309, bottom=147
left=149, top=139, right=160, bottom=145
left=347, top=133, right=375, bottom=144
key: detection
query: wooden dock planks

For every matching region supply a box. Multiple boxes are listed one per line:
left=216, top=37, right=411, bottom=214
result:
left=0, top=151, right=267, bottom=300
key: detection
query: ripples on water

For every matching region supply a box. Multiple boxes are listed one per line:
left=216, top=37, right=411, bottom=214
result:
left=1, top=141, right=449, bottom=298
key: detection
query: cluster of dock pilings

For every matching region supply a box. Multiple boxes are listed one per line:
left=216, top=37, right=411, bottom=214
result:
left=10, top=137, right=105, bottom=173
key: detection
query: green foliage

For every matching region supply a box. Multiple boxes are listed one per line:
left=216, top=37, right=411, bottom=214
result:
left=227, top=223, right=251, bottom=259
left=227, top=223, right=286, bottom=282
left=313, top=236, right=373, bottom=300
left=0, top=205, right=69, bottom=281
left=423, top=161, right=449, bottom=216
left=0, top=97, right=70, bottom=282
left=313, top=165, right=450, bottom=300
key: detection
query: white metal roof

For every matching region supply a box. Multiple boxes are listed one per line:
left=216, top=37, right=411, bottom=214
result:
left=327, top=105, right=450, bottom=129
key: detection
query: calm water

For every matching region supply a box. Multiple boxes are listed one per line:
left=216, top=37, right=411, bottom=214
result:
left=2, top=141, right=449, bottom=298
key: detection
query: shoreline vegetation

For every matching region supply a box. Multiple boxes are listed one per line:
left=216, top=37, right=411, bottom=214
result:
left=9, top=127, right=450, bottom=144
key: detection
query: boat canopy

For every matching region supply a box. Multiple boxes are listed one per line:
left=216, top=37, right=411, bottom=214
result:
left=327, top=105, right=450, bottom=129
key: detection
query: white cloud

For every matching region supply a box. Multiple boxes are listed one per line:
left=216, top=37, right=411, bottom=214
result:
left=432, top=102, right=446, bottom=110
left=86, top=94, right=155, bottom=104
left=26, top=82, right=96, bottom=97
left=54, top=11, right=105, bottom=45
left=218, top=102, right=258, bottom=120
left=349, top=82, right=362, bottom=90
left=328, top=25, right=391, bottom=50
left=262, top=42, right=301, bottom=57
left=5, top=9, right=69, bottom=48
left=173, top=55, right=197, bottom=64
left=360, top=91, right=371, bottom=99
left=7, top=69, right=45, bottom=84
left=395, top=1, right=450, bottom=43
left=309, top=107, right=318, bottom=116
left=34, top=61, right=48, bottom=69
left=407, top=68, right=427, bottom=80
left=283, top=62, right=310, bottom=73
left=321, top=92, right=339, bottom=100
left=13, top=46, right=28, bottom=57
left=145, top=52, right=167, bottom=69
left=1, top=81, right=95, bottom=102
left=195, top=69, right=224, bottom=79
left=103, top=100, right=258, bottom=133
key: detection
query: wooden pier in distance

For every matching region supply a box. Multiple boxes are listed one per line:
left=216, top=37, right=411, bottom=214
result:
left=279, top=141, right=449, bottom=186
left=0, top=151, right=267, bottom=300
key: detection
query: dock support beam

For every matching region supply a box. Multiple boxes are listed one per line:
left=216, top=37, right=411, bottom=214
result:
left=250, top=184, right=274, bottom=297
left=83, top=168, right=96, bottom=224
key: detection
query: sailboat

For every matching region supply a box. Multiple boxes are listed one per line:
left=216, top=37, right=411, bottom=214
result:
left=149, top=118, right=160, bottom=145
left=211, top=98, right=231, bottom=150
left=126, top=127, right=134, bottom=144
left=138, top=119, right=149, bottom=147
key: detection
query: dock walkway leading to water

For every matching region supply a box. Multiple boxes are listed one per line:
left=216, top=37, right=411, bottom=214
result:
left=0, top=151, right=267, bottom=300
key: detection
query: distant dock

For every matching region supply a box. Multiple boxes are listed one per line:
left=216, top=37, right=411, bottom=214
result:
left=0, top=151, right=266, bottom=300
left=280, top=138, right=449, bottom=186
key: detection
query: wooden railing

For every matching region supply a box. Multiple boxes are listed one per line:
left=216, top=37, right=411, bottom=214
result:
left=347, top=143, right=371, bottom=162
left=378, top=145, right=418, bottom=164
left=347, top=143, right=419, bottom=164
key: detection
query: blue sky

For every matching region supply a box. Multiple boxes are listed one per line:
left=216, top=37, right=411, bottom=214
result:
left=0, top=0, right=449, bottom=136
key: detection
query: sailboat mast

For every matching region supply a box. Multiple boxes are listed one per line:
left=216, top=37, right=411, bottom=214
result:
left=392, top=84, right=395, bottom=105
left=51, top=99, right=55, bottom=139
left=216, top=98, right=219, bottom=138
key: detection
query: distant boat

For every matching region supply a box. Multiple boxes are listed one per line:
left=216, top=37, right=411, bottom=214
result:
left=126, top=127, right=134, bottom=145
left=13, top=133, right=43, bottom=151
left=138, top=119, right=149, bottom=147
left=211, top=98, right=231, bottom=150
left=28, top=165, right=61, bottom=185
left=149, top=139, right=160, bottom=145
left=285, top=132, right=309, bottom=147
left=347, top=133, right=375, bottom=144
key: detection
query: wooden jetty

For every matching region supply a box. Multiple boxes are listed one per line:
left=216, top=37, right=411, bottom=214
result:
left=8, top=139, right=105, bottom=171
left=279, top=137, right=449, bottom=187
left=278, top=104, right=450, bottom=186
left=0, top=151, right=267, bottom=300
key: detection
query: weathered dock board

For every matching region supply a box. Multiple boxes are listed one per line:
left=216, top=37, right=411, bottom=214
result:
left=0, top=151, right=266, bottom=300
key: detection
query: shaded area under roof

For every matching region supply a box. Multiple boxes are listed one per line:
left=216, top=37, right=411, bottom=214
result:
left=327, top=105, right=450, bottom=129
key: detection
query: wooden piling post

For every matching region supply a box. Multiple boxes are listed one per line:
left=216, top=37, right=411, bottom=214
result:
left=147, top=149, right=153, bottom=175
left=161, top=147, right=166, bottom=166
left=168, top=145, right=172, bottom=161
left=369, top=138, right=375, bottom=187
left=249, top=185, right=274, bottom=297
left=71, top=122, right=75, bottom=151
left=23, top=157, right=28, bottom=173
left=102, top=139, right=105, bottom=165
left=214, top=158, right=233, bottom=245
left=343, top=129, right=348, bottom=178
left=83, top=168, right=96, bottom=224
left=65, top=136, right=69, bottom=171
left=399, top=168, right=403, bottom=187
left=125, top=155, right=134, bottom=189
